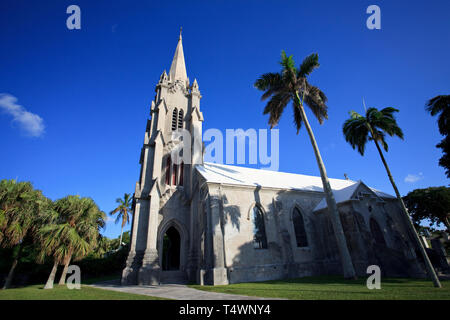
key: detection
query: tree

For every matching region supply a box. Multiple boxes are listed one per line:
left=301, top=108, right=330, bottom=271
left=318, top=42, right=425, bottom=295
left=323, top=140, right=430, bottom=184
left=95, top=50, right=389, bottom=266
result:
left=403, top=187, right=450, bottom=232
left=38, top=195, right=105, bottom=288
left=0, top=179, right=53, bottom=289
left=92, top=235, right=112, bottom=258
left=343, top=106, right=442, bottom=288
left=426, top=95, right=450, bottom=178
left=109, top=193, right=132, bottom=250
left=254, top=51, right=356, bottom=279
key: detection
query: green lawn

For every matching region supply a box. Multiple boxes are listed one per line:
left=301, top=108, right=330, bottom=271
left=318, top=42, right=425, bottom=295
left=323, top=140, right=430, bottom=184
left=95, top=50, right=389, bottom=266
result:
left=0, top=284, right=166, bottom=300
left=189, top=276, right=450, bottom=300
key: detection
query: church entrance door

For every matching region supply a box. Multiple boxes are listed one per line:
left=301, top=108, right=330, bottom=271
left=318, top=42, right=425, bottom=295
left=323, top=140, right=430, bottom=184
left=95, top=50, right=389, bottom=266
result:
left=162, top=226, right=181, bottom=270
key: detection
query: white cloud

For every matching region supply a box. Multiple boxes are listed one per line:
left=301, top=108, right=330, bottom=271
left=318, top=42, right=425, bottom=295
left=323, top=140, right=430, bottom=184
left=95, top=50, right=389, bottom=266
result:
left=404, top=172, right=424, bottom=183
left=0, top=93, right=45, bottom=137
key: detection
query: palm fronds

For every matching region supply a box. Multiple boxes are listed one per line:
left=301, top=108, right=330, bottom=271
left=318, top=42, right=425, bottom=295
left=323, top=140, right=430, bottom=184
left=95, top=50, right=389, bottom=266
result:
left=343, top=107, right=403, bottom=155
left=254, top=51, right=328, bottom=133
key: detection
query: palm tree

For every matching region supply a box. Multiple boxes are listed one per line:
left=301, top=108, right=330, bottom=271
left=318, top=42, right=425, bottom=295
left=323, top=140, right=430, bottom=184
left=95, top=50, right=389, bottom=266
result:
left=38, top=224, right=76, bottom=289
left=58, top=197, right=105, bottom=285
left=38, top=195, right=105, bottom=288
left=109, top=193, right=132, bottom=250
left=426, top=95, right=450, bottom=178
left=0, top=179, right=52, bottom=289
left=254, top=51, right=356, bottom=279
left=343, top=106, right=442, bottom=288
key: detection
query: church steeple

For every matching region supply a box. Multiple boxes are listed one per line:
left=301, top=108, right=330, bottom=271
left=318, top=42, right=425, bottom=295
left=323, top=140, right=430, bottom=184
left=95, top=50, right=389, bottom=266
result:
left=122, top=29, right=204, bottom=286
left=169, top=28, right=188, bottom=81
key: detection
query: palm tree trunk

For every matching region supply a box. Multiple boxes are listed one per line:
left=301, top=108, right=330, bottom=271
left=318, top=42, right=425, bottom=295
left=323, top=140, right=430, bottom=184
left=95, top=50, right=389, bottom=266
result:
left=44, top=261, right=59, bottom=289
left=295, top=92, right=356, bottom=279
left=118, top=224, right=124, bottom=250
left=369, top=130, right=441, bottom=288
left=2, top=244, right=23, bottom=289
left=58, top=255, right=72, bottom=285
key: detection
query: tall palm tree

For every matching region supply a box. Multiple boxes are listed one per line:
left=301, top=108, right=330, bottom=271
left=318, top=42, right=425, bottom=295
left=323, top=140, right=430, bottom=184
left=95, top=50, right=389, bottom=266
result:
left=38, top=195, right=105, bottom=288
left=109, top=193, right=132, bottom=250
left=426, top=95, right=450, bottom=178
left=343, top=106, right=442, bottom=288
left=254, top=51, right=356, bottom=279
left=0, top=179, right=52, bottom=289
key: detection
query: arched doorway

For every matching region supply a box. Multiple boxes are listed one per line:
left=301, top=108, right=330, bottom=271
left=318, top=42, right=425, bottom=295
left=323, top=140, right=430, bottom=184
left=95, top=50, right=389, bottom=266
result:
left=162, top=226, right=181, bottom=270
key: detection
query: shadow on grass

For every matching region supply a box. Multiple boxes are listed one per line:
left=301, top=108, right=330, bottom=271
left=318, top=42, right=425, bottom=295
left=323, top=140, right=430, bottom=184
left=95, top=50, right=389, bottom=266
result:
left=82, top=274, right=121, bottom=285
left=261, top=275, right=428, bottom=286
left=216, top=287, right=374, bottom=295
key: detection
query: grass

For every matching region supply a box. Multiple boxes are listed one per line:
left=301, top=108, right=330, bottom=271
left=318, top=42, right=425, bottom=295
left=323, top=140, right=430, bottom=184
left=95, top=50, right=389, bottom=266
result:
left=189, top=276, right=450, bottom=300
left=3, top=275, right=449, bottom=300
left=0, top=284, right=167, bottom=300
left=0, top=275, right=167, bottom=300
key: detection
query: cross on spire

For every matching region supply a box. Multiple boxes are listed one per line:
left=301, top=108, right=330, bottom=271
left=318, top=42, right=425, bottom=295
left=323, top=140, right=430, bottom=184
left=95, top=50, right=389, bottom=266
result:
left=169, top=28, right=187, bottom=81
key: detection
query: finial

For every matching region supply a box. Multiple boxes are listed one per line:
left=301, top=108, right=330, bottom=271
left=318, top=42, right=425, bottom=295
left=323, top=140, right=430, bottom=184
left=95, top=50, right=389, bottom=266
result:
left=179, top=27, right=182, bottom=40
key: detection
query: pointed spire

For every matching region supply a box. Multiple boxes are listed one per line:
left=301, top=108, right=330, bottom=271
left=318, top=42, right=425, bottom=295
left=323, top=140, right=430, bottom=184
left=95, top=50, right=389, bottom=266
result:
left=169, top=27, right=188, bottom=81
left=191, top=78, right=200, bottom=95
left=159, top=70, right=168, bottom=83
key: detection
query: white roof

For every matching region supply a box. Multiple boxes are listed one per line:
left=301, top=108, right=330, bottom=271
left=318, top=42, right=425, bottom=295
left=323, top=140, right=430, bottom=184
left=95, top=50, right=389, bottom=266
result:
left=196, top=163, right=394, bottom=202
left=313, top=181, right=362, bottom=211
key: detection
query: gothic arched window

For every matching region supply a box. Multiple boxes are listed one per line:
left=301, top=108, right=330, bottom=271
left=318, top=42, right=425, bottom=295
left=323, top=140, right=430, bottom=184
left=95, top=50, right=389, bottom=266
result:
left=293, top=207, right=308, bottom=247
left=178, top=109, right=184, bottom=129
left=370, top=218, right=386, bottom=246
left=179, top=162, right=184, bottom=186
left=172, top=108, right=178, bottom=131
left=165, top=157, right=171, bottom=185
left=252, top=205, right=268, bottom=249
left=172, top=163, right=178, bottom=186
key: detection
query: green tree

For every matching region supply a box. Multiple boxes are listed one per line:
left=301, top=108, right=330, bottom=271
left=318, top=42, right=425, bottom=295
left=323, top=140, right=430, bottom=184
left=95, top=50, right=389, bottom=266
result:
left=343, top=106, right=441, bottom=288
left=0, top=179, right=53, bottom=289
left=254, top=51, right=356, bottom=279
left=403, top=186, right=450, bottom=232
left=426, top=95, right=450, bottom=178
left=38, top=195, right=105, bottom=288
left=92, top=235, right=112, bottom=258
left=109, top=193, right=132, bottom=250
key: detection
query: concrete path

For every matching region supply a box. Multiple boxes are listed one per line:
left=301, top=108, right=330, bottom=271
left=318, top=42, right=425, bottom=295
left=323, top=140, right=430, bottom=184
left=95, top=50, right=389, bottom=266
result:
left=90, top=279, right=279, bottom=300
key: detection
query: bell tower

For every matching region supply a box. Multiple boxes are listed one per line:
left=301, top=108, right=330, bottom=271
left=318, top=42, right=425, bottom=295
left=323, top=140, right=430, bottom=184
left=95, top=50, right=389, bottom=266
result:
left=122, top=30, right=203, bottom=285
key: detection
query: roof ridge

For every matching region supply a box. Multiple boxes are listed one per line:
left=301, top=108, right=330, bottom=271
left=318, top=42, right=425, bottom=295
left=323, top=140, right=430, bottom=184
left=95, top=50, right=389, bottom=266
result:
left=202, top=162, right=357, bottom=184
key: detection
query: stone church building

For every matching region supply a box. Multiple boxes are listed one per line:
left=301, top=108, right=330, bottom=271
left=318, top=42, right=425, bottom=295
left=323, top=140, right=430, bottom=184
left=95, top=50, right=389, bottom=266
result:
left=121, top=33, right=425, bottom=286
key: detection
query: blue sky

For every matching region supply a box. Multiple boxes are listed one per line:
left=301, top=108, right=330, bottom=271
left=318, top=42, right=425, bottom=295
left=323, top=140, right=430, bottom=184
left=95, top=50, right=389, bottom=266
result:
left=1, top=0, right=449, bottom=238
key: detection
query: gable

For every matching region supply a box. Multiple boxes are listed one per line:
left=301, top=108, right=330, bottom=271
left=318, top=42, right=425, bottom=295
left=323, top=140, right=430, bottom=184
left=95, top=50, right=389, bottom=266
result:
left=313, top=181, right=386, bottom=212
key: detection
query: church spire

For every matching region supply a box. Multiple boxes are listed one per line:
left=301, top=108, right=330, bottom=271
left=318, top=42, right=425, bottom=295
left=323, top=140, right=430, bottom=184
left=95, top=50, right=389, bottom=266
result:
left=169, top=27, right=188, bottom=81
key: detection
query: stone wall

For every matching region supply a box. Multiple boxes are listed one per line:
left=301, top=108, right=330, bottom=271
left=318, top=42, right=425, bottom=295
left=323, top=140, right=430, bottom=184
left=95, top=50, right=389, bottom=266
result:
left=194, top=182, right=424, bottom=285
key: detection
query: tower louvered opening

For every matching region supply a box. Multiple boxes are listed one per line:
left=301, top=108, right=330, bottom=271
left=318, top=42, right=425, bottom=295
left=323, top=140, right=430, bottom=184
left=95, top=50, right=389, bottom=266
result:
left=178, top=109, right=184, bottom=129
left=172, top=108, right=178, bottom=131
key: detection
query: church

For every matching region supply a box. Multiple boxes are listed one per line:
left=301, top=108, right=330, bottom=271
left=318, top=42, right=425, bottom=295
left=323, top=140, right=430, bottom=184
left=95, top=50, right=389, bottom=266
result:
left=121, top=32, right=425, bottom=286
